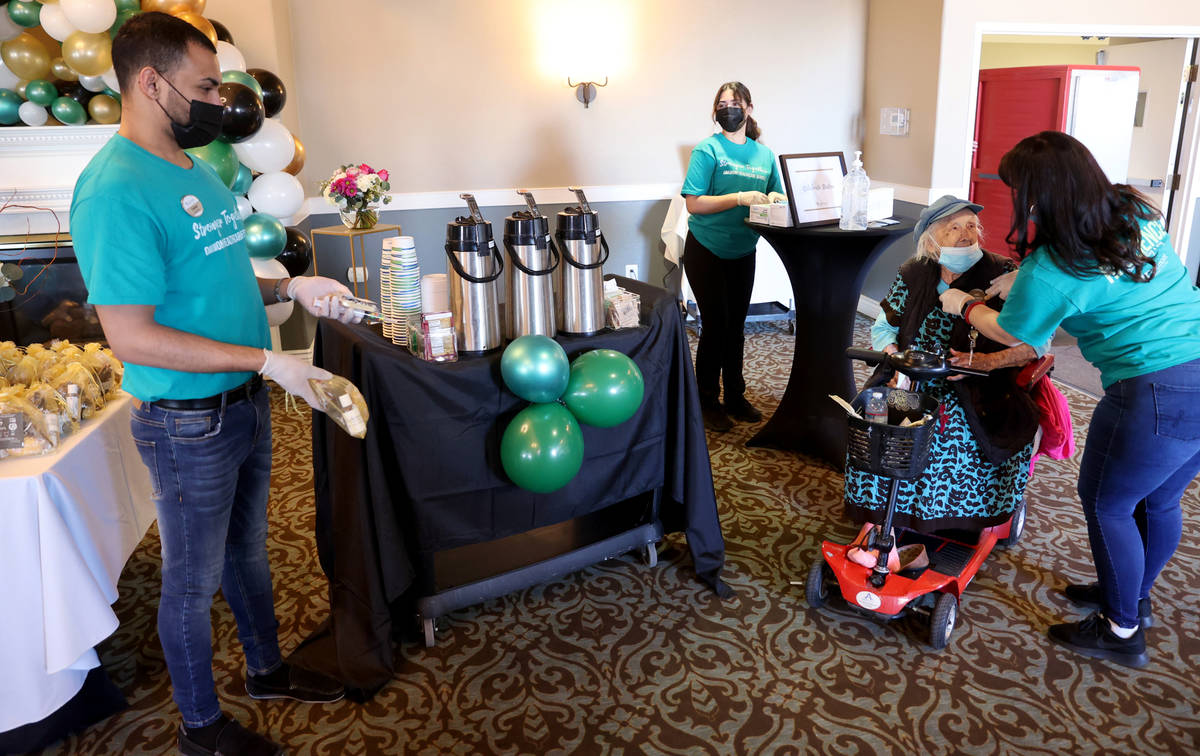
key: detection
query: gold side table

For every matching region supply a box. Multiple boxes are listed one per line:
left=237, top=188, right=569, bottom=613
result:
left=309, top=223, right=401, bottom=300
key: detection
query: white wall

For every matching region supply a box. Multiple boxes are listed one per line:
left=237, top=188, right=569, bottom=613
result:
left=216, top=0, right=867, bottom=199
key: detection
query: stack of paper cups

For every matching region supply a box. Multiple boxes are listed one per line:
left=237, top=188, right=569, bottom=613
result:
left=391, top=236, right=421, bottom=346
left=421, top=273, right=449, bottom=313
left=379, top=237, right=401, bottom=341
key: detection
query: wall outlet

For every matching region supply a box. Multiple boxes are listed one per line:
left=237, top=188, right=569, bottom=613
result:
left=624, top=264, right=639, bottom=279
left=347, top=266, right=369, bottom=283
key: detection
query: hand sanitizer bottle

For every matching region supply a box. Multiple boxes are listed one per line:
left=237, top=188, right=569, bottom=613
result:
left=840, top=150, right=870, bottom=231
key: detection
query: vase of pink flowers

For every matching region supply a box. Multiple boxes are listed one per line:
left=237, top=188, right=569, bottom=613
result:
left=320, top=163, right=393, bottom=230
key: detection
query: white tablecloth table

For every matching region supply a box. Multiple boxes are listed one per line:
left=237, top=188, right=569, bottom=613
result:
left=0, top=393, right=155, bottom=733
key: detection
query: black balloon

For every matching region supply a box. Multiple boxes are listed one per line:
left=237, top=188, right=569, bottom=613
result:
left=246, top=68, right=286, bottom=119
left=57, top=82, right=94, bottom=109
left=210, top=18, right=234, bottom=45
left=216, top=82, right=265, bottom=143
left=276, top=227, right=312, bottom=278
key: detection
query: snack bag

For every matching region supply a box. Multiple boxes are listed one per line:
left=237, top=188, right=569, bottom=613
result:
left=0, top=386, right=54, bottom=457
left=308, top=375, right=369, bottom=439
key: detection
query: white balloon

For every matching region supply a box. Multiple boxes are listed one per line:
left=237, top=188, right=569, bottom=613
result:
left=19, top=101, right=48, bottom=127
left=61, top=0, right=118, bottom=35
left=38, top=3, right=78, bottom=42
left=232, top=119, right=295, bottom=173
left=100, top=67, right=119, bottom=93
left=235, top=194, right=253, bottom=220
left=0, top=60, right=20, bottom=91
left=249, top=257, right=294, bottom=325
left=0, top=9, right=22, bottom=42
left=79, top=74, right=106, bottom=93
left=248, top=171, right=305, bottom=219
left=215, top=41, right=246, bottom=73
left=264, top=299, right=295, bottom=326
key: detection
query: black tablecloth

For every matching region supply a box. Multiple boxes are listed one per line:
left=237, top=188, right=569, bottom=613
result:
left=746, top=219, right=916, bottom=468
left=291, top=277, right=727, bottom=694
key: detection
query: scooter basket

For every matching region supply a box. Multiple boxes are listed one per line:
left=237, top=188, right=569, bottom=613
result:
left=846, top=387, right=940, bottom=480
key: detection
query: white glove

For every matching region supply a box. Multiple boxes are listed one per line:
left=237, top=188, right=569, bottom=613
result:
left=737, top=191, right=769, bottom=207
left=986, top=270, right=1018, bottom=301
left=939, top=288, right=974, bottom=317
left=286, top=276, right=365, bottom=324
left=258, top=349, right=332, bottom=409
left=767, top=192, right=787, bottom=204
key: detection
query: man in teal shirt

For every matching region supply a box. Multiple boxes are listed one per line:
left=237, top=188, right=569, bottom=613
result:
left=70, top=13, right=356, bottom=755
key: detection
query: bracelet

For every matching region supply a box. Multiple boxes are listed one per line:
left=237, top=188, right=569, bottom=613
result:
left=273, top=277, right=290, bottom=303
left=962, top=299, right=986, bottom=323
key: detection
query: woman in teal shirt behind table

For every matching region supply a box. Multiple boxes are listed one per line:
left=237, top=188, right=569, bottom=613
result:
left=681, top=81, right=785, bottom=432
left=940, top=131, right=1200, bottom=669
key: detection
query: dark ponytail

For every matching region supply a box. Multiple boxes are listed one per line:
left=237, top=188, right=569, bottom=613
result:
left=712, top=81, right=761, bottom=141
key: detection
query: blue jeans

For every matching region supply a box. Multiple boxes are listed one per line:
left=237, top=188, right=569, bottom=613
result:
left=1078, top=357, right=1200, bottom=629
left=131, top=386, right=281, bottom=727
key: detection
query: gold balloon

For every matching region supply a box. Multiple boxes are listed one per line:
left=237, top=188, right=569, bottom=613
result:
left=26, top=25, right=62, bottom=59
left=15, top=80, right=28, bottom=99
left=62, top=31, right=112, bottom=77
left=172, top=11, right=217, bottom=47
left=88, top=94, right=121, bottom=124
left=283, top=136, right=306, bottom=176
left=1, top=33, right=51, bottom=82
left=50, top=57, right=78, bottom=81
left=142, top=0, right=206, bottom=13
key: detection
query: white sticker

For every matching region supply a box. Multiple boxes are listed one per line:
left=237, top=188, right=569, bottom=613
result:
left=855, top=590, right=882, bottom=611
left=181, top=195, right=204, bottom=217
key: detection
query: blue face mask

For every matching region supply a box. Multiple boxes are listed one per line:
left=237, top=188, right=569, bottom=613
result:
left=938, top=243, right=982, bottom=273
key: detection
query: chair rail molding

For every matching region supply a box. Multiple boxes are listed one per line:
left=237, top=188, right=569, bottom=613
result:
left=0, top=125, right=119, bottom=237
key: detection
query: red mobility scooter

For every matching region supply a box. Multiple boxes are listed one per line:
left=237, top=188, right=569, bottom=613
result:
left=804, top=347, right=1026, bottom=649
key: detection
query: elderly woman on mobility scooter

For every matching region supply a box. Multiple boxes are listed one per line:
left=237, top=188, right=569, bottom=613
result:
left=844, top=196, right=1044, bottom=572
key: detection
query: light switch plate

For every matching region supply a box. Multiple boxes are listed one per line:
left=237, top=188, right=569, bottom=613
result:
left=880, top=107, right=910, bottom=136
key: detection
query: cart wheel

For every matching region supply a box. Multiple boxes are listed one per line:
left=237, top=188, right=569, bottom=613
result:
left=643, top=541, right=659, bottom=567
left=422, top=617, right=436, bottom=648
left=929, top=592, right=958, bottom=649
left=998, top=499, right=1026, bottom=548
left=806, top=560, right=832, bottom=609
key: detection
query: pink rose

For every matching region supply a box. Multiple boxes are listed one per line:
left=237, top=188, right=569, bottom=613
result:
left=359, top=163, right=373, bottom=174
left=378, top=169, right=389, bottom=182
left=346, top=167, right=360, bottom=177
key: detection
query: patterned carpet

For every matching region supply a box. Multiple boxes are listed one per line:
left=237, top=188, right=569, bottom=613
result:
left=29, top=318, right=1200, bottom=755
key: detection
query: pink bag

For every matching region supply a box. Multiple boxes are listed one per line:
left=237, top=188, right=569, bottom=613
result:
left=1030, top=374, right=1075, bottom=468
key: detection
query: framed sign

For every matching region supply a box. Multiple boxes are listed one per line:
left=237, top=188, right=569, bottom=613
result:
left=779, top=152, right=847, bottom=227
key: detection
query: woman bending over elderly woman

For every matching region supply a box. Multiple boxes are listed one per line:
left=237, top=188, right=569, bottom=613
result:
left=844, top=195, right=1043, bottom=570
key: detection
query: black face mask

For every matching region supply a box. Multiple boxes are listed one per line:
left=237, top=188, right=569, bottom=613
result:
left=154, top=72, right=223, bottom=149
left=715, top=106, right=745, bottom=132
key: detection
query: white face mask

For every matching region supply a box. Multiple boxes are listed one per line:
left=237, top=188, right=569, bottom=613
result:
left=938, top=242, right=982, bottom=273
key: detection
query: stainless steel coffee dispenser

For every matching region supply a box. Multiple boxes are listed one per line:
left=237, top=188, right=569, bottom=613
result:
left=445, top=193, right=503, bottom=354
left=555, top=186, right=609, bottom=336
left=503, top=190, right=559, bottom=339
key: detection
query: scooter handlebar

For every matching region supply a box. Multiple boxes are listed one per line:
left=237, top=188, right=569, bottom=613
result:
left=844, top=347, right=887, bottom=366
left=845, top=346, right=996, bottom=380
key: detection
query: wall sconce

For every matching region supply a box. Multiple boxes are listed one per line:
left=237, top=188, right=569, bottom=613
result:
left=568, top=77, right=607, bottom=108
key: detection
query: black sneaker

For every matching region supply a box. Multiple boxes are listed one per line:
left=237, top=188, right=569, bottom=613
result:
left=246, top=662, right=345, bottom=703
left=701, top=404, right=734, bottom=432
left=1047, top=612, right=1149, bottom=669
left=1063, top=581, right=1153, bottom=629
left=724, top=398, right=763, bottom=423
left=178, top=719, right=284, bottom=756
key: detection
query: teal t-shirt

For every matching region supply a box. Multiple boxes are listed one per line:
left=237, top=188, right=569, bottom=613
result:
left=997, top=217, right=1200, bottom=388
left=681, top=133, right=783, bottom=257
left=70, top=134, right=270, bottom=401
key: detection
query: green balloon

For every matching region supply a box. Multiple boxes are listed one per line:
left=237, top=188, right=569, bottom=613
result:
left=0, top=89, right=22, bottom=125
left=230, top=162, right=253, bottom=195
left=243, top=212, right=287, bottom=259
left=500, top=402, right=584, bottom=493
left=114, top=0, right=142, bottom=13
left=103, top=87, right=121, bottom=102
left=7, top=1, right=41, bottom=28
left=186, top=139, right=239, bottom=188
left=50, top=96, right=86, bottom=125
left=501, top=335, right=570, bottom=403
left=24, top=79, right=57, bottom=107
left=563, top=349, right=645, bottom=428
left=110, top=8, right=140, bottom=39
left=221, top=70, right=263, bottom=100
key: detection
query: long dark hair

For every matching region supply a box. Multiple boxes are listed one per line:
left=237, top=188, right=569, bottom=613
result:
left=712, top=81, right=761, bottom=141
left=998, top=130, right=1159, bottom=281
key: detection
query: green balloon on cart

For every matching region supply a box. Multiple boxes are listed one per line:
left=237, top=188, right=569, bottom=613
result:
left=0, top=89, right=22, bottom=125
left=221, top=69, right=263, bottom=100
left=562, top=349, right=645, bottom=428
left=500, top=335, right=570, bottom=404
left=24, top=79, right=57, bottom=107
left=185, top=139, right=239, bottom=189
left=50, top=96, right=87, bottom=125
left=500, top=402, right=584, bottom=494
left=243, top=213, right=288, bottom=259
